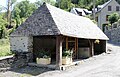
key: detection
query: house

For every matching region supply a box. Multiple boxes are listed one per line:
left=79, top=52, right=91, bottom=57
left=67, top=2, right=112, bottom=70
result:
left=10, top=3, right=108, bottom=69
left=70, top=8, right=92, bottom=16
left=95, top=0, right=120, bottom=31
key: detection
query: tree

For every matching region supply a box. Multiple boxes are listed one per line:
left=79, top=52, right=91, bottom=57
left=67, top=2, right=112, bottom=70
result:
left=12, top=0, right=37, bottom=27
left=108, top=13, right=120, bottom=25
left=0, top=6, right=2, bottom=12
left=35, top=0, right=56, bottom=7
left=6, top=0, right=16, bottom=26
left=116, top=0, right=120, bottom=4
left=71, top=0, right=79, bottom=4
left=55, top=0, right=73, bottom=11
left=0, top=14, right=8, bottom=39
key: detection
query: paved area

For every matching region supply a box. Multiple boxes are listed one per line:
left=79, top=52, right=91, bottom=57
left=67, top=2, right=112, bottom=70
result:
left=0, top=43, right=120, bottom=77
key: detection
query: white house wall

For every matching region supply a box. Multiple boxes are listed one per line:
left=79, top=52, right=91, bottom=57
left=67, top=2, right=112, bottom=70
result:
left=10, top=36, right=33, bottom=52
left=98, top=0, right=120, bottom=30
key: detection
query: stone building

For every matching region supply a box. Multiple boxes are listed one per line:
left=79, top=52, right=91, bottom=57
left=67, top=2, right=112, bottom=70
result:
left=95, top=0, right=120, bottom=31
left=105, top=21, right=120, bottom=44
left=10, top=3, right=109, bottom=69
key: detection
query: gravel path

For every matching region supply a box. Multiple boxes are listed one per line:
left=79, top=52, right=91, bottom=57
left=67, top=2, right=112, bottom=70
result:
left=0, top=43, right=120, bottom=77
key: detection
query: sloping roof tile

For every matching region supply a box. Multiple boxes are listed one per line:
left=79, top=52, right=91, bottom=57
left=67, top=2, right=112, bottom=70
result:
left=10, top=3, right=109, bottom=40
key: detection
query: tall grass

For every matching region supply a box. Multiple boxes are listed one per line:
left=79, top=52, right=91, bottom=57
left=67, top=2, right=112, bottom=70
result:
left=0, top=39, right=12, bottom=57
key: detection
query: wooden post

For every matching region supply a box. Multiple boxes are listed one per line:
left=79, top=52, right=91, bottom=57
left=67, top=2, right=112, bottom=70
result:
left=66, top=37, right=68, bottom=50
left=105, top=41, right=107, bottom=53
left=75, top=38, right=77, bottom=59
left=76, top=38, right=78, bottom=59
left=103, top=40, right=107, bottom=53
left=91, top=40, right=94, bottom=56
left=56, top=36, right=63, bottom=67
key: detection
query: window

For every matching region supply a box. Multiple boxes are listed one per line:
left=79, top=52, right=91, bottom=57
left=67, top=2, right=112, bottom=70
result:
left=116, top=6, right=119, bottom=11
left=75, top=9, right=82, bottom=16
left=78, top=12, right=82, bottom=16
left=96, top=16, right=98, bottom=22
left=108, top=6, right=111, bottom=11
left=106, top=15, right=109, bottom=21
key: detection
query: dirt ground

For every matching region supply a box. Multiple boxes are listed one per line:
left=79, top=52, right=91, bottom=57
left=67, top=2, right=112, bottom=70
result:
left=0, top=43, right=120, bottom=77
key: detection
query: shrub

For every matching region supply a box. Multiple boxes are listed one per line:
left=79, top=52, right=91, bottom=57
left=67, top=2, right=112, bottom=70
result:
left=108, top=13, right=120, bottom=25
left=37, top=50, right=50, bottom=58
left=62, top=50, right=73, bottom=58
left=0, top=39, right=13, bottom=57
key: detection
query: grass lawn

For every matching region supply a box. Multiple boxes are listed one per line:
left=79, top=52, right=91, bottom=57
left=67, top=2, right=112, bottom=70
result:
left=0, top=39, right=12, bottom=57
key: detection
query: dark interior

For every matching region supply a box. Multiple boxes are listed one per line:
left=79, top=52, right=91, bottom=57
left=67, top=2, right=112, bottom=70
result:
left=33, top=36, right=56, bottom=64
left=33, top=36, right=106, bottom=64
left=78, top=38, right=91, bottom=59
left=94, top=40, right=106, bottom=55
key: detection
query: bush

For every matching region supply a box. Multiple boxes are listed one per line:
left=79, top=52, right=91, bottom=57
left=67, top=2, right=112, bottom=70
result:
left=0, top=39, right=9, bottom=46
left=37, top=50, right=50, bottom=58
left=62, top=50, right=73, bottom=57
left=108, top=13, right=120, bottom=25
left=0, top=39, right=13, bottom=57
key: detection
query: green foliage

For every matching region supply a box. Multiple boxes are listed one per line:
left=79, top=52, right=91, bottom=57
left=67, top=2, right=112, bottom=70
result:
left=37, top=50, right=50, bottom=58
left=0, top=39, right=12, bottom=57
left=78, top=0, right=91, bottom=9
left=107, top=24, right=111, bottom=27
left=62, top=50, right=73, bottom=57
left=117, top=19, right=120, bottom=25
left=108, top=13, right=120, bottom=24
left=11, top=0, right=17, bottom=5
left=116, top=0, right=120, bottom=4
left=0, top=39, right=9, bottom=46
left=56, top=0, right=75, bottom=11
left=12, top=0, right=37, bottom=27
left=35, top=0, right=56, bottom=8
left=0, top=15, right=8, bottom=39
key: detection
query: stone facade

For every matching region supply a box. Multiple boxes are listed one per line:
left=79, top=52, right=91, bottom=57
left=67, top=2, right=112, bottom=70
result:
left=0, top=52, right=33, bottom=72
left=97, top=0, right=120, bottom=30
left=105, top=26, right=120, bottom=44
left=10, top=36, right=33, bottom=52
left=0, top=56, right=14, bottom=69
left=10, top=36, right=33, bottom=67
left=12, top=52, right=33, bottom=68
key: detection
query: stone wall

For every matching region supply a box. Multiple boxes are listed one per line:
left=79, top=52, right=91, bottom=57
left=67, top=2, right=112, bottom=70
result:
left=105, top=27, right=120, bottom=44
left=9, top=36, right=33, bottom=68
left=0, top=56, right=14, bottom=70
left=10, top=36, right=33, bottom=52
left=0, top=52, right=33, bottom=71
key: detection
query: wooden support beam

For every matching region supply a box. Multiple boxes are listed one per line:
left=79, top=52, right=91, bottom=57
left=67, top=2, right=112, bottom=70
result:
left=66, top=37, right=68, bottom=50
left=103, top=40, right=107, bottom=53
left=56, top=36, right=63, bottom=67
left=105, top=41, right=107, bottom=53
left=75, top=38, right=77, bottom=51
left=75, top=38, right=77, bottom=59
left=91, top=40, right=94, bottom=56
left=76, top=38, right=78, bottom=59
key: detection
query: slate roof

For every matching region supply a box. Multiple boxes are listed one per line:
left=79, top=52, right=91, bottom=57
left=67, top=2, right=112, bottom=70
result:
left=97, top=0, right=115, bottom=13
left=10, top=3, right=109, bottom=40
left=70, top=8, right=92, bottom=16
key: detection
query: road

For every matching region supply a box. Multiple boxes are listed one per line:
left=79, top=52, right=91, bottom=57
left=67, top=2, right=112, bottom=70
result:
left=38, top=43, right=120, bottom=77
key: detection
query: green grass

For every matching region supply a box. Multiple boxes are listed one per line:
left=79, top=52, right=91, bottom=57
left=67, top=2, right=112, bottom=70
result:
left=0, top=39, right=12, bottom=57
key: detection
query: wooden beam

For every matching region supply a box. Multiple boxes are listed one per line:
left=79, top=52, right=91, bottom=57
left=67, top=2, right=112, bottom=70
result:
left=76, top=38, right=78, bottom=59
left=66, top=37, right=68, bottom=50
left=56, top=36, right=63, bottom=66
left=74, top=38, right=77, bottom=59
left=75, top=38, right=77, bottom=51
left=91, top=40, right=94, bottom=56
